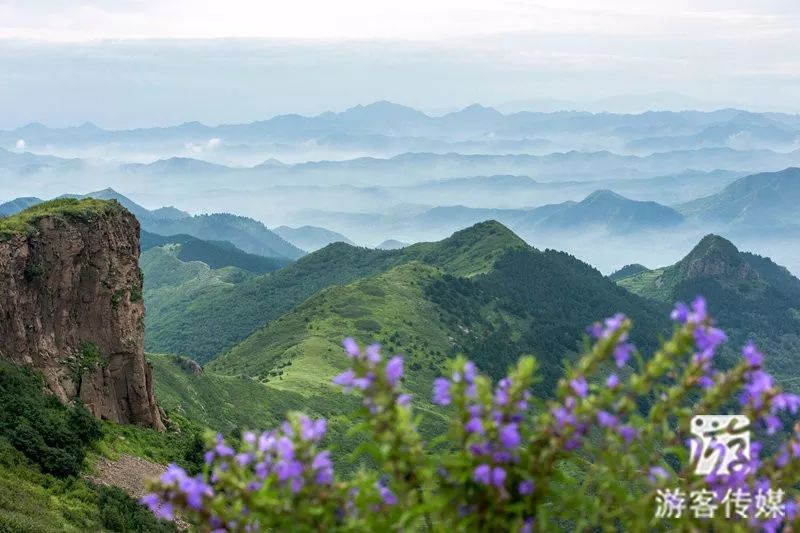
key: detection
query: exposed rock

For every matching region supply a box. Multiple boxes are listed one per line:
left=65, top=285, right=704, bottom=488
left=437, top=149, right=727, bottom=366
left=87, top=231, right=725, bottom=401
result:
left=0, top=199, right=163, bottom=429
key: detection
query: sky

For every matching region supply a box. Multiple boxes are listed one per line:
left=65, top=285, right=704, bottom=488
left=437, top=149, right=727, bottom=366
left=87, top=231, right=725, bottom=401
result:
left=1, top=0, right=799, bottom=127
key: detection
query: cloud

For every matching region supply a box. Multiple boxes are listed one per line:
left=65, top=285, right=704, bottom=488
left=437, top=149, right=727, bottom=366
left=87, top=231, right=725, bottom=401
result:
left=15, top=139, right=26, bottom=150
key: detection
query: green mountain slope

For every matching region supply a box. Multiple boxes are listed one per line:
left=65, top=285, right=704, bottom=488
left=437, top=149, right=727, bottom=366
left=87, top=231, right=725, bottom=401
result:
left=141, top=230, right=290, bottom=274
left=143, top=213, right=305, bottom=260
left=209, top=228, right=667, bottom=402
left=144, top=221, right=526, bottom=362
left=618, top=234, right=800, bottom=386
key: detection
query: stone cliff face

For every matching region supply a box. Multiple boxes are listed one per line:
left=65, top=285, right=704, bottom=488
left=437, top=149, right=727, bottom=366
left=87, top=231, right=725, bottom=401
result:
left=0, top=199, right=163, bottom=429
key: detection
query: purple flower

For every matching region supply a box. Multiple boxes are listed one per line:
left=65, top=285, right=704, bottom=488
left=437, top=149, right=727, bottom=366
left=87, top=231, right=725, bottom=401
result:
left=743, top=342, right=763, bottom=368
left=763, top=415, right=782, bottom=435
left=161, top=463, right=187, bottom=485
left=204, top=450, right=215, bottom=465
left=353, top=374, right=374, bottom=390
left=521, top=518, right=534, bottom=533
left=366, top=343, right=382, bottom=364
left=564, top=437, right=582, bottom=451
left=379, top=485, right=398, bottom=505
left=215, top=434, right=235, bottom=457
left=499, top=423, right=521, bottom=449
left=242, top=431, right=256, bottom=445
left=154, top=502, right=174, bottom=521
left=236, top=453, right=253, bottom=467
left=300, top=416, right=327, bottom=442
left=613, top=343, right=634, bottom=368
left=606, top=373, right=620, bottom=389
left=670, top=302, right=689, bottom=323
left=275, top=459, right=303, bottom=481
left=465, top=418, right=484, bottom=435
left=397, top=393, right=412, bottom=407
left=689, top=295, right=707, bottom=324
left=771, top=392, right=800, bottom=415
left=648, top=466, right=669, bottom=483
left=385, top=356, right=404, bottom=385
left=276, top=436, right=294, bottom=460
left=618, top=425, right=638, bottom=443
left=255, top=461, right=270, bottom=479
left=694, top=326, right=727, bottom=352
left=473, top=463, right=492, bottom=485
left=603, top=313, right=626, bottom=337
left=312, top=450, right=332, bottom=471
left=332, top=369, right=356, bottom=389
left=596, top=410, right=618, bottom=428
left=552, top=405, right=576, bottom=429
left=258, top=432, right=276, bottom=452
left=343, top=337, right=360, bottom=357
left=491, top=467, right=506, bottom=488
left=518, top=480, right=535, bottom=495
left=463, top=361, right=477, bottom=383
left=179, top=476, right=213, bottom=510
left=433, top=378, right=451, bottom=405
left=570, top=376, right=589, bottom=398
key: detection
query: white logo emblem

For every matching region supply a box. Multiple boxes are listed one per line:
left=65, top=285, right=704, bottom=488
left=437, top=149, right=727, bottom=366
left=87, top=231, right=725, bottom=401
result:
left=690, top=415, right=750, bottom=476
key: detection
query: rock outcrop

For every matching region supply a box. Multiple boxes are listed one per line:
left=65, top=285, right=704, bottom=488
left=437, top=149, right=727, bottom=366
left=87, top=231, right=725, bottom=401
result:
left=0, top=199, right=163, bottom=429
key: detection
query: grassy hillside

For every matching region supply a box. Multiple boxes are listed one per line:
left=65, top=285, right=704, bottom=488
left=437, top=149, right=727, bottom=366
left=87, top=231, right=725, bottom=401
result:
left=210, top=232, right=668, bottom=404
left=144, top=221, right=526, bottom=362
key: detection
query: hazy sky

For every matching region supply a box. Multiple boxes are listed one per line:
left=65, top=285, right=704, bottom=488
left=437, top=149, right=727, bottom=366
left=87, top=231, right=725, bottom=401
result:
left=1, top=0, right=799, bottom=127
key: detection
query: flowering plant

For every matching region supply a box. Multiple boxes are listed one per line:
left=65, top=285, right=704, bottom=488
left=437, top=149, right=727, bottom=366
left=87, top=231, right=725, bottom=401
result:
left=143, top=297, right=800, bottom=531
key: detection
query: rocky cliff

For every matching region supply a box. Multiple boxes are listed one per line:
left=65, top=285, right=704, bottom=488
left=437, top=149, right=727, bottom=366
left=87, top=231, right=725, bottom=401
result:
left=0, top=198, right=163, bottom=429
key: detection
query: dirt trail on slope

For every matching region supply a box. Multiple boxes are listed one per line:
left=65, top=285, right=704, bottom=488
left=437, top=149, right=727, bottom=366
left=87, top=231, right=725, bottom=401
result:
left=88, top=454, right=191, bottom=530
left=87, top=453, right=165, bottom=498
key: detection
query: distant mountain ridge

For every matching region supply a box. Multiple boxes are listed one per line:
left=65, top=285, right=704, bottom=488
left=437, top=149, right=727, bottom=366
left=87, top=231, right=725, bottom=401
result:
left=273, top=225, right=354, bottom=252
left=0, top=188, right=305, bottom=260
left=677, top=167, right=800, bottom=227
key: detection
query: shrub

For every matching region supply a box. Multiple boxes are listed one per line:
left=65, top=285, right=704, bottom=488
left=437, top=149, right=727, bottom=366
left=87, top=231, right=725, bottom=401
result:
left=98, top=486, right=175, bottom=533
left=0, top=362, right=101, bottom=477
left=143, top=297, right=800, bottom=531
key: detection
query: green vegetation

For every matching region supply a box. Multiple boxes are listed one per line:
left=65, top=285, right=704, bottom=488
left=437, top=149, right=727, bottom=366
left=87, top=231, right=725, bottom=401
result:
left=0, top=361, right=176, bottom=532
left=144, top=221, right=526, bottom=362
left=207, top=232, right=668, bottom=443
left=0, top=440, right=176, bottom=533
left=0, top=198, right=120, bottom=240
left=0, top=360, right=101, bottom=477
left=149, top=354, right=378, bottom=473
left=608, top=263, right=649, bottom=281
left=141, top=230, right=291, bottom=274
left=618, top=234, right=800, bottom=389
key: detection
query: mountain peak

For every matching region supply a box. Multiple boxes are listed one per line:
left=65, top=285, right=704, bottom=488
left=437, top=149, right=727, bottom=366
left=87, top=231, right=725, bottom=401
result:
left=677, top=234, right=754, bottom=281
left=583, top=189, right=628, bottom=203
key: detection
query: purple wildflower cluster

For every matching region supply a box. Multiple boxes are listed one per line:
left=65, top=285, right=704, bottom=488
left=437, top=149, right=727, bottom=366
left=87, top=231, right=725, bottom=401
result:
left=549, top=312, right=640, bottom=450
left=142, top=415, right=333, bottom=531
left=140, top=297, right=800, bottom=531
left=433, top=359, right=536, bottom=500
left=333, top=337, right=409, bottom=413
left=670, top=296, right=727, bottom=388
